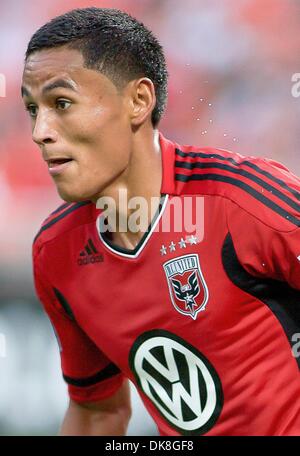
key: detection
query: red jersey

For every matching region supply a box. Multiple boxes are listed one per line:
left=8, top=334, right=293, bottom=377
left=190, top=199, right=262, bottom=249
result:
left=33, top=133, right=300, bottom=435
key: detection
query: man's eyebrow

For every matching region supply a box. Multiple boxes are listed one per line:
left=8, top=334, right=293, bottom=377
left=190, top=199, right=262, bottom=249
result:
left=21, top=79, right=77, bottom=98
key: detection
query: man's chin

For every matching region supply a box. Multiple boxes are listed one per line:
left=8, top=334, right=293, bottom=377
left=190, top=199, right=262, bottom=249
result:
left=55, top=179, right=112, bottom=204
left=56, top=186, right=92, bottom=203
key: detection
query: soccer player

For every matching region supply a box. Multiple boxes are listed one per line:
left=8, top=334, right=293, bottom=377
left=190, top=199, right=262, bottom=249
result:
left=22, top=8, right=300, bottom=435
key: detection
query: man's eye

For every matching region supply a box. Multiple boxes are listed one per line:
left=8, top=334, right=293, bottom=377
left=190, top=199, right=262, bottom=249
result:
left=56, top=99, right=72, bottom=110
left=26, top=104, right=38, bottom=118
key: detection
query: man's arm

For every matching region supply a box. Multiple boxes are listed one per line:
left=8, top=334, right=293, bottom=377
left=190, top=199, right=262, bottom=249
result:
left=60, top=379, right=132, bottom=436
left=33, top=248, right=129, bottom=434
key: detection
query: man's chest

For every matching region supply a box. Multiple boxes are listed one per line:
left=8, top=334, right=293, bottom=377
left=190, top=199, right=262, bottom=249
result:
left=46, top=197, right=258, bottom=373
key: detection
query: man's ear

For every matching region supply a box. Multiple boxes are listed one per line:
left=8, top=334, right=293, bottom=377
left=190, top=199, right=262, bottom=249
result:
left=127, top=78, right=156, bottom=126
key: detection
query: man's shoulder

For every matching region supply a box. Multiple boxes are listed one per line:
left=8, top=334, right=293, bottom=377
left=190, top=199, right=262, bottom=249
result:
left=173, top=142, right=300, bottom=231
left=33, top=200, right=96, bottom=255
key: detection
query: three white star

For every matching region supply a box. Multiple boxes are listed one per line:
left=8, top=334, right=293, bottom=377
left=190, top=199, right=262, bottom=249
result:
left=160, top=234, right=199, bottom=256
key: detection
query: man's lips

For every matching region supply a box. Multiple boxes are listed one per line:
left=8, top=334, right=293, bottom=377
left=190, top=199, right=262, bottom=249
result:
left=45, top=158, right=74, bottom=176
left=45, top=157, right=73, bottom=166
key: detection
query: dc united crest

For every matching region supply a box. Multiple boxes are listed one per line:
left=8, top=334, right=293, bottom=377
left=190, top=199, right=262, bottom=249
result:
left=164, top=254, right=209, bottom=320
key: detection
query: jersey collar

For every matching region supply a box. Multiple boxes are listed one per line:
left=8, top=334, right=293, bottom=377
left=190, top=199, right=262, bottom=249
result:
left=96, top=194, right=169, bottom=259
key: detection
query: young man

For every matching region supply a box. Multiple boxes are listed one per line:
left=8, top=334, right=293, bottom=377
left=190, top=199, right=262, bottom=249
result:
left=22, top=7, right=300, bottom=435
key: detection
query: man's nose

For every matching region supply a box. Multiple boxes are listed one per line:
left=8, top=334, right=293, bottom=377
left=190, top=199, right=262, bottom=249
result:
left=32, top=110, right=58, bottom=145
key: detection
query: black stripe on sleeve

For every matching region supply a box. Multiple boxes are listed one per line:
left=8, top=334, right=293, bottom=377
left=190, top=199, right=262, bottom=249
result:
left=63, top=363, right=121, bottom=387
left=50, top=202, right=71, bottom=216
left=241, top=160, right=300, bottom=201
left=175, top=173, right=300, bottom=227
left=34, top=201, right=91, bottom=243
left=175, top=160, right=300, bottom=213
left=53, top=287, right=76, bottom=322
left=175, top=148, right=300, bottom=202
left=222, top=232, right=300, bottom=369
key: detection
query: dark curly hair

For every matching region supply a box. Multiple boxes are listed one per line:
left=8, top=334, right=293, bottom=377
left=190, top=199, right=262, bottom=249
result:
left=25, top=7, right=168, bottom=127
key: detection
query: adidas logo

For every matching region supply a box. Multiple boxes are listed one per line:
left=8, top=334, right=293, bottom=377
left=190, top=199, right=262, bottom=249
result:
left=77, top=238, right=104, bottom=266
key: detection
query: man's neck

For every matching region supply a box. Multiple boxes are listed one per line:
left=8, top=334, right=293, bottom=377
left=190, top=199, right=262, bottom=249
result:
left=94, top=128, right=163, bottom=250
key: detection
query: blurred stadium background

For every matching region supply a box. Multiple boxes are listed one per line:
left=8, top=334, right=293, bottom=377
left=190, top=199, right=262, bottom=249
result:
left=0, top=0, right=300, bottom=435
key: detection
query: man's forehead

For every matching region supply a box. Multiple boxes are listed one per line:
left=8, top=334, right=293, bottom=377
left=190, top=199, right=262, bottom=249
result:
left=22, top=46, right=120, bottom=98
left=25, top=47, right=84, bottom=69
left=23, top=48, right=84, bottom=83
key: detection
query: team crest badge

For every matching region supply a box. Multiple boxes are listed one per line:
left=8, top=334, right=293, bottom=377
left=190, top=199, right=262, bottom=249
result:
left=163, top=254, right=209, bottom=320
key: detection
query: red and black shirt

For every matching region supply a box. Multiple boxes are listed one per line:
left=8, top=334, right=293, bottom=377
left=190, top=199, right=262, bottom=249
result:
left=33, top=133, right=300, bottom=435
